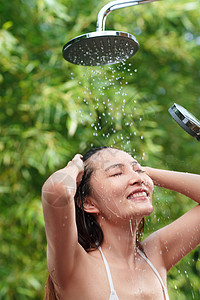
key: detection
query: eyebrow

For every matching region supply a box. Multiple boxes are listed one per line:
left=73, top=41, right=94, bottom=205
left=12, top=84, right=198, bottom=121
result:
left=105, top=161, right=138, bottom=172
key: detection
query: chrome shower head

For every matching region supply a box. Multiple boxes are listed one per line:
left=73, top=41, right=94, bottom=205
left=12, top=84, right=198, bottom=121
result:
left=63, top=31, right=139, bottom=66
left=63, top=0, right=159, bottom=66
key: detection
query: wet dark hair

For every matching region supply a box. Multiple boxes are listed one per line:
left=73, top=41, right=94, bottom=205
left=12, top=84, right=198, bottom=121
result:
left=74, top=146, right=108, bottom=251
left=45, top=146, right=145, bottom=299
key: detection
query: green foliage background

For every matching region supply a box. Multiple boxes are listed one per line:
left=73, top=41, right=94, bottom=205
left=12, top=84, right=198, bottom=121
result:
left=0, top=0, right=200, bottom=298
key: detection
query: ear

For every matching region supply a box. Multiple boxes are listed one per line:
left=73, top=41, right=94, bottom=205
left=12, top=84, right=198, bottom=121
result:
left=83, top=196, right=100, bottom=214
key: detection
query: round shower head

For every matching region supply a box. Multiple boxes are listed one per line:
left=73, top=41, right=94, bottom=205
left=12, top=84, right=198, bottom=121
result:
left=168, top=103, right=200, bottom=141
left=62, top=31, right=139, bottom=66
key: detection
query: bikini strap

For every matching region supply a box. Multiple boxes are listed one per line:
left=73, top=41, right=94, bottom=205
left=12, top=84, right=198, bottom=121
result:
left=98, top=246, right=115, bottom=291
left=137, top=249, right=170, bottom=300
left=98, top=246, right=119, bottom=300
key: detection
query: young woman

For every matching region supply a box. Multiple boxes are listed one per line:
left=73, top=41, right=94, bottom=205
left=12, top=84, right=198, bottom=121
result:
left=42, top=146, right=200, bottom=299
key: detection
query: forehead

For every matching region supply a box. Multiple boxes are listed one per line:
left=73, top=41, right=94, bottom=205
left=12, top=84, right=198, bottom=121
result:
left=90, top=149, right=136, bottom=170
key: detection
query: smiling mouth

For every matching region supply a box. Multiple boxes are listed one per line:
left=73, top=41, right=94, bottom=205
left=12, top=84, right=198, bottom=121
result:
left=127, top=191, right=149, bottom=200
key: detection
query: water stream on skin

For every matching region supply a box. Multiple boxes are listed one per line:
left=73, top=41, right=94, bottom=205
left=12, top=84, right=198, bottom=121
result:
left=70, top=62, right=195, bottom=298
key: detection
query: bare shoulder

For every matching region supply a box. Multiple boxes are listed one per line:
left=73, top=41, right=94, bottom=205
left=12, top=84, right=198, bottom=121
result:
left=51, top=244, right=90, bottom=292
left=142, top=205, right=200, bottom=271
left=141, top=232, right=168, bottom=284
left=53, top=248, right=110, bottom=300
left=142, top=231, right=162, bottom=259
left=141, top=231, right=166, bottom=270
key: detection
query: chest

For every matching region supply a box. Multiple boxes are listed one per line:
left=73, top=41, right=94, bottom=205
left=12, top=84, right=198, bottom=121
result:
left=60, top=257, right=167, bottom=300
left=101, top=262, right=166, bottom=300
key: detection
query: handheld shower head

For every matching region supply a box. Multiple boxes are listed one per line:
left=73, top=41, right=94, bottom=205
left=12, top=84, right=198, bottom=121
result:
left=63, top=0, right=159, bottom=66
left=169, top=103, right=200, bottom=141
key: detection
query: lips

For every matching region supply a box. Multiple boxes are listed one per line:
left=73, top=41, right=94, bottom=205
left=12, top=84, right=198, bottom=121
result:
left=127, top=188, right=149, bottom=200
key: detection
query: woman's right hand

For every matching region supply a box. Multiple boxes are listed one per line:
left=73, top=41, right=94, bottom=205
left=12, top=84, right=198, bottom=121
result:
left=65, top=154, right=84, bottom=189
left=42, top=154, right=84, bottom=206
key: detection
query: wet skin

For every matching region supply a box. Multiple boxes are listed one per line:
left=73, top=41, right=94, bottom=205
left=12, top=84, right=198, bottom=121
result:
left=42, top=148, right=200, bottom=299
left=86, top=148, right=154, bottom=224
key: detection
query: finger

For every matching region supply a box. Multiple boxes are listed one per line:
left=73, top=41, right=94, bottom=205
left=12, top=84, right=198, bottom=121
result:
left=65, top=154, right=84, bottom=170
left=73, top=154, right=83, bottom=160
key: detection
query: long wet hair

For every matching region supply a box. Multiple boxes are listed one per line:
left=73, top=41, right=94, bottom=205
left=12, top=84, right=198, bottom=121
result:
left=44, top=146, right=145, bottom=299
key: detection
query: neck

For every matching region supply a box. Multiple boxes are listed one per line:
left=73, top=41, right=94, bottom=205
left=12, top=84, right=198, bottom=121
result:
left=98, top=217, right=142, bottom=263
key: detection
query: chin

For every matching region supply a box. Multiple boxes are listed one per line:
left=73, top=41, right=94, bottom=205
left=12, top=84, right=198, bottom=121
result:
left=130, top=203, right=154, bottom=218
left=144, top=205, right=154, bottom=216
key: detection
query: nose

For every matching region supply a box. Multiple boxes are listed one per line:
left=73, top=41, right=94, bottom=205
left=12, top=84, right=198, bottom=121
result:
left=128, top=171, right=145, bottom=186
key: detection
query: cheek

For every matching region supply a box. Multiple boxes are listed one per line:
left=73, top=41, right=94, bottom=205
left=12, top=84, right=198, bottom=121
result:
left=91, top=177, right=124, bottom=201
left=90, top=177, right=110, bottom=200
left=145, top=176, right=154, bottom=194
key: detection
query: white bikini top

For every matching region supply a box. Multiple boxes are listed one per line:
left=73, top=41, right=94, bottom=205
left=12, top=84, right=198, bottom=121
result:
left=98, top=246, right=170, bottom=300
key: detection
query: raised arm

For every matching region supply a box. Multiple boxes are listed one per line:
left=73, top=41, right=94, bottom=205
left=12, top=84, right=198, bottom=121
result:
left=42, top=154, right=84, bottom=287
left=144, top=167, right=200, bottom=204
left=144, top=167, right=200, bottom=271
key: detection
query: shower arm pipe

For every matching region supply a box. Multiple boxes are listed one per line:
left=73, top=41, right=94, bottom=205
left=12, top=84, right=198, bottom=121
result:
left=96, top=0, right=159, bottom=31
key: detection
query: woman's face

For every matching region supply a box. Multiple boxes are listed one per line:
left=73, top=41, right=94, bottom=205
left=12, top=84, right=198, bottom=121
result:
left=88, top=148, right=154, bottom=222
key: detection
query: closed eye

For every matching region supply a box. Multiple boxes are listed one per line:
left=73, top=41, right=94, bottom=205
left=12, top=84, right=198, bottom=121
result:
left=135, top=170, right=145, bottom=173
left=111, top=172, right=122, bottom=177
